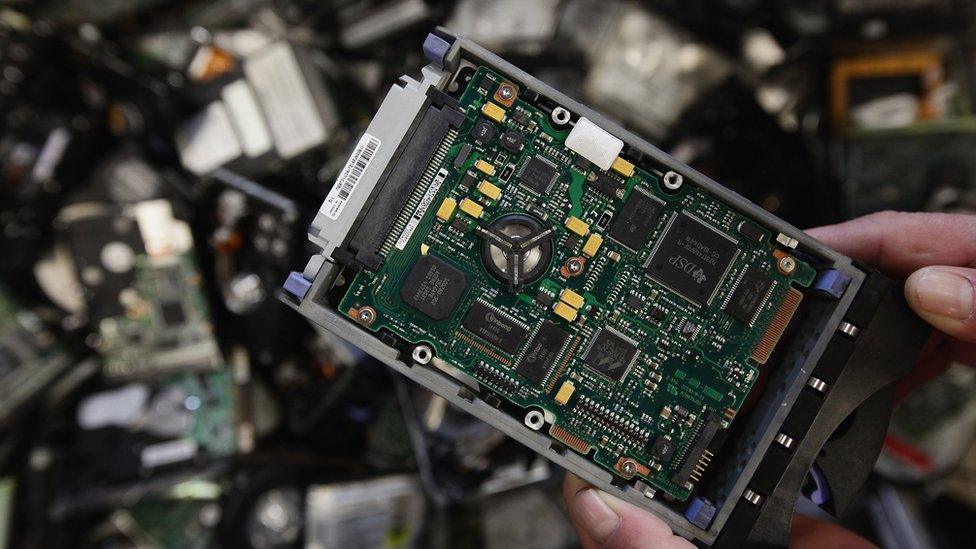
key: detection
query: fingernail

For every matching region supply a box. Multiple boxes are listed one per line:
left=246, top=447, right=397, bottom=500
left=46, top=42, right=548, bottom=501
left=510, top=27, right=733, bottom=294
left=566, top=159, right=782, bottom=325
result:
left=907, top=267, right=975, bottom=320
left=570, top=489, right=620, bottom=542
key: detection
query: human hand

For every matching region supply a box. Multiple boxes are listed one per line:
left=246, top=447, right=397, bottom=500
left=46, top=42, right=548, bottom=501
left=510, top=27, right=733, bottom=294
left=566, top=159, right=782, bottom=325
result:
left=563, top=473, right=695, bottom=549
left=562, top=474, right=872, bottom=548
left=561, top=211, right=976, bottom=549
left=808, top=211, right=976, bottom=382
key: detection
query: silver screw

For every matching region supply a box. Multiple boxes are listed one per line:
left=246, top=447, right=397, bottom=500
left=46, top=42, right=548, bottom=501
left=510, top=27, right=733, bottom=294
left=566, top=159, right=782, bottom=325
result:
left=621, top=460, right=638, bottom=476
left=778, top=255, right=796, bottom=275
left=358, top=307, right=376, bottom=325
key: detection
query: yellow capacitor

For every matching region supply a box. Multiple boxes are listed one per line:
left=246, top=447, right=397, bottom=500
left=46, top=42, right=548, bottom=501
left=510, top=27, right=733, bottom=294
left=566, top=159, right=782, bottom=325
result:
left=482, top=101, right=506, bottom=122
left=553, top=301, right=578, bottom=322
left=477, top=181, right=502, bottom=200
left=559, top=288, right=585, bottom=310
left=475, top=159, right=496, bottom=176
left=435, top=197, right=457, bottom=222
left=459, top=198, right=484, bottom=218
left=555, top=381, right=576, bottom=405
left=582, top=234, right=603, bottom=257
left=565, top=216, right=589, bottom=236
left=611, top=156, right=635, bottom=177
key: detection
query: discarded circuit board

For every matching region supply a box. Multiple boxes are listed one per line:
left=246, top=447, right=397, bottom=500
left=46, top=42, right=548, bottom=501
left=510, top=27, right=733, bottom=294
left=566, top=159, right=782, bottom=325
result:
left=335, top=66, right=816, bottom=500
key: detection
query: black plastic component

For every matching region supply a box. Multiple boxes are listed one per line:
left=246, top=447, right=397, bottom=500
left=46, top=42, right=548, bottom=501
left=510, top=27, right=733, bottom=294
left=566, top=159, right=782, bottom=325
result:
left=609, top=188, right=664, bottom=251
left=516, top=320, right=570, bottom=384
left=672, top=413, right=723, bottom=487
left=335, top=88, right=464, bottom=271
left=462, top=301, right=528, bottom=355
left=715, top=272, right=930, bottom=548
left=399, top=255, right=468, bottom=321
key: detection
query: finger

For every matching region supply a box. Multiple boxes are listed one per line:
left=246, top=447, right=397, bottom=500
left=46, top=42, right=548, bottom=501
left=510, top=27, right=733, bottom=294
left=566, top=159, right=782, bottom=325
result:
left=905, top=266, right=976, bottom=344
left=563, top=475, right=695, bottom=549
left=791, top=514, right=876, bottom=549
left=806, top=211, right=976, bottom=277
left=563, top=475, right=601, bottom=549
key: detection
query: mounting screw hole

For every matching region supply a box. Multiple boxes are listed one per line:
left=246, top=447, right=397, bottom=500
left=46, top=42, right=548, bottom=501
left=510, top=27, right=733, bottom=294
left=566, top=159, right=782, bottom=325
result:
left=663, top=171, right=683, bottom=192
left=524, top=409, right=545, bottom=431
left=412, top=345, right=433, bottom=365
left=551, top=107, right=571, bottom=126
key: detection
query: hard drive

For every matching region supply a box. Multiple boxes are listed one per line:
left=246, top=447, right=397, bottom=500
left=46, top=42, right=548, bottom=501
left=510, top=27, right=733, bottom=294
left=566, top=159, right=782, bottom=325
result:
left=283, top=29, right=930, bottom=545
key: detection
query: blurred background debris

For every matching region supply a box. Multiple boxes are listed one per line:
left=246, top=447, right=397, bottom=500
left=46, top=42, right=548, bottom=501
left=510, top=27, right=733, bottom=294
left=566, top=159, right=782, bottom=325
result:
left=1, top=1, right=975, bottom=547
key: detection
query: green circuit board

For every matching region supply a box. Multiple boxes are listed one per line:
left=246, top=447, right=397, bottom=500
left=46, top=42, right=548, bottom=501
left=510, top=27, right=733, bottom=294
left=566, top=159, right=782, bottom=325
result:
left=338, top=67, right=815, bottom=500
left=101, top=252, right=222, bottom=379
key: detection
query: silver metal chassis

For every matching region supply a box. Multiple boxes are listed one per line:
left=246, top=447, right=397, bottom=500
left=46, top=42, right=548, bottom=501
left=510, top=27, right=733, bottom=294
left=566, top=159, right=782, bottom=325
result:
left=287, top=33, right=865, bottom=545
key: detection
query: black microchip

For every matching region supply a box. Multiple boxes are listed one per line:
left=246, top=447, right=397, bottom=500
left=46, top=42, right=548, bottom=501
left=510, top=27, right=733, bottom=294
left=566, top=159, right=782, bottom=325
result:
left=159, top=301, right=186, bottom=327
left=462, top=301, right=528, bottom=355
left=500, top=164, right=515, bottom=182
left=649, top=436, right=676, bottom=462
left=649, top=306, right=666, bottom=323
left=582, top=328, right=639, bottom=381
left=478, top=73, right=494, bottom=91
left=471, top=119, right=496, bottom=143
left=399, top=255, right=467, bottom=321
left=738, top=220, right=766, bottom=243
left=460, top=171, right=478, bottom=189
left=573, top=155, right=590, bottom=171
left=451, top=216, right=469, bottom=232
left=518, top=155, right=559, bottom=194
left=589, top=172, right=623, bottom=200
left=511, top=109, right=529, bottom=124
left=723, top=266, right=774, bottom=325
left=454, top=143, right=473, bottom=169
left=625, top=293, right=643, bottom=309
left=609, top=188, right=664, bottom=251
left=535, top=291, right=554, bottom=307
left=516, top=320, right=570, bottom=384
left=500, top=130, right=523, bottom=152
left=564, top=234, right=580, bottom=250
left=646, top=212, right=738, bottom=306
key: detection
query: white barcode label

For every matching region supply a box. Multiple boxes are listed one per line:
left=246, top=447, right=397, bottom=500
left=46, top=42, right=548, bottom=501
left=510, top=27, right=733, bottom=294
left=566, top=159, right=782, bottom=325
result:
left=320, top=133, right=381, bottom=220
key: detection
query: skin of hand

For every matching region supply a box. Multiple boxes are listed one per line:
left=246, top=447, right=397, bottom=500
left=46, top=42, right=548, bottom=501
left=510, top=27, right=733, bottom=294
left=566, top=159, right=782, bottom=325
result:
left=563, top=211, right=976, bottom=548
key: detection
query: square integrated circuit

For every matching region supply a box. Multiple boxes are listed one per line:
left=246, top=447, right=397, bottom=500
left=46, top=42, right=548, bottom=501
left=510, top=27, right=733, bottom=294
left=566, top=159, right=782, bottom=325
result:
left=582, top=328, right=639, bottom=381
left=399, top=255, right=468, bottom=320
left=518, top=155, right=559, bottom=194
left=646, top=212, right=739, bottom=306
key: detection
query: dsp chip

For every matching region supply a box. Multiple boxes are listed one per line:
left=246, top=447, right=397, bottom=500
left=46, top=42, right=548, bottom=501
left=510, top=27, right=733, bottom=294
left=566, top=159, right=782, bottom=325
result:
left=723, top=266, right=774, bottom=325
left=517, top=320, right=570, bottom=384
left=609, top=188, right=664, bottom=251
left=519, top=155, right=559, bottom=194
left=399, top=255, right=467, bottom=320
left=582, top=328, right=639, bottom=381
left=646, top=212, right=738, bottom=306
left=463, top=301, right=529, bottom=355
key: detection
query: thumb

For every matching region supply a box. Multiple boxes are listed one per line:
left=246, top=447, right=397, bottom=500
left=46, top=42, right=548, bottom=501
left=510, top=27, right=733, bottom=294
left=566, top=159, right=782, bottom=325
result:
left=905, top=266, right=976, bottom=343
left=566, top=486, right=695, bottom=549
